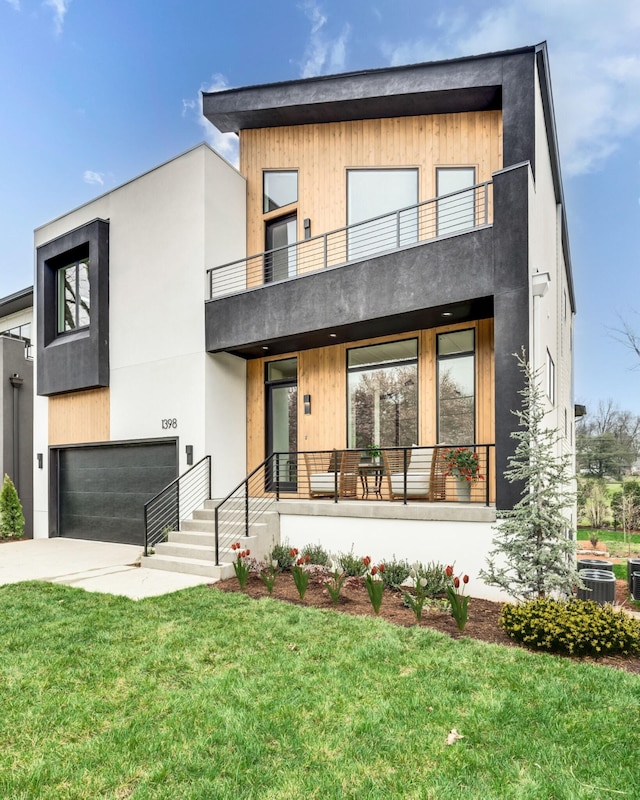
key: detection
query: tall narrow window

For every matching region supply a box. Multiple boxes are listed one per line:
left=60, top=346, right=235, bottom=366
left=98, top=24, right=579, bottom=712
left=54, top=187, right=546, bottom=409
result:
left=436, top=167, right=476, bottom=235
left=347, top=339, right=418, bottom=449
left=437, top=329, right=475, bottom=444
left=546, top=350, right=555, bottom=404
left=264, top=171, right=297, bottom=213
left=57, top=258, right=90, bottom=333
left=266, top=358, right=298, bottom=491
left=347, top=169, right=418, bottom=261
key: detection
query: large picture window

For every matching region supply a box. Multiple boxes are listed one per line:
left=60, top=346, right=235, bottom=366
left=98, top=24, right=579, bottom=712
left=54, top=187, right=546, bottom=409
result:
left=57, top=258, right=90, bottom=333
left=347, top=339, right=418, bottom=450
left=437, top=329, right=475, bottom=444
left=347, top=169, right=418, bottom=261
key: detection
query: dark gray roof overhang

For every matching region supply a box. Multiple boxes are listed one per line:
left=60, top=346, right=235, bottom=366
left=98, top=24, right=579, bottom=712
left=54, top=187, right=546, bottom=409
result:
left=0, top=286, right=33, bottom=318
left=203, top=46, right=537, bottom=133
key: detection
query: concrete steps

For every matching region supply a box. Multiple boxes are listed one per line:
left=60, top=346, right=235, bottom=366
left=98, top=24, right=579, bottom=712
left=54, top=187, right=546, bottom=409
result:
left=142, top=499, right=278, bottom=580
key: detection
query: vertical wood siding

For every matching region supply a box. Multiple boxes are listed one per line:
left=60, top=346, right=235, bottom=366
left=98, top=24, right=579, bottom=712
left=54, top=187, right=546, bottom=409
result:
left=48, top=388, right=110, bottom=446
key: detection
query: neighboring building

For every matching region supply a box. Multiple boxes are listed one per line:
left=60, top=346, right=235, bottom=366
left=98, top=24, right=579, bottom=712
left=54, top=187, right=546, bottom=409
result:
left=0, top=287, right=33, bottom=536
left=32, top=43, right=575, bottom=599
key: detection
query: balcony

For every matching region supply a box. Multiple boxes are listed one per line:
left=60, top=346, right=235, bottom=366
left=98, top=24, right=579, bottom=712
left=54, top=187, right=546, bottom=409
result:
left=206, top=181, right=495, bottom=357
left=208, top=181, right=492, bottom=299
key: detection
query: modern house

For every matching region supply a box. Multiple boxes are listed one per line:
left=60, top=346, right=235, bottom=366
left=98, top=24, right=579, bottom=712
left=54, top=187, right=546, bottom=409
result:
left=32, top=43, right=575, bottom=599
left=0, top=287, right=33, bottom=536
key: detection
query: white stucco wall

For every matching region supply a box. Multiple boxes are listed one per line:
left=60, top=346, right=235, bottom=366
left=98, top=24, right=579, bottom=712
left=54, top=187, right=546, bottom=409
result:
left=32, top=144, right=247, bottom=537
left=280, top=513, right=511, bottom=602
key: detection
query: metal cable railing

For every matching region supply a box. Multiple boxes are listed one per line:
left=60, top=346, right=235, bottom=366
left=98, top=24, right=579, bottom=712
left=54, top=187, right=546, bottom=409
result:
left=144, top=456, right=211, bottom=556
left=207, top=181, right=492, bottom=299
left=213, top=444, right=495, bottom=564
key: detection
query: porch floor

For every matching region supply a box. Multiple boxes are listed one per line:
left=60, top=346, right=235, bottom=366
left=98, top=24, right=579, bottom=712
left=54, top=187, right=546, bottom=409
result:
left=274, top=498, right=496, bottom=523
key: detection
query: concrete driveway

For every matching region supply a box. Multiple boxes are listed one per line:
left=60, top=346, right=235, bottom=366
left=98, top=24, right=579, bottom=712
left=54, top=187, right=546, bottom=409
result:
left=0, top=538, right=209, bottom=600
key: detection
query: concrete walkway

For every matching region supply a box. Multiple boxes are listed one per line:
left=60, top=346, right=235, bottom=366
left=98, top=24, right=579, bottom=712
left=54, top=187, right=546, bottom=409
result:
left=0, top=538, right=211, bottom=600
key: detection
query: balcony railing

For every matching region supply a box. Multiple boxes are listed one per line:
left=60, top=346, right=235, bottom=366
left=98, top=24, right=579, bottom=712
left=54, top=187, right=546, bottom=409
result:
left=207, top=181, right=492, bottom=299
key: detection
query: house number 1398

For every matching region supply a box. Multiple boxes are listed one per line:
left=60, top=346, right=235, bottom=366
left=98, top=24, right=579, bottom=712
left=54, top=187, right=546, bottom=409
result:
left=161, top=418, right=178, bottom=429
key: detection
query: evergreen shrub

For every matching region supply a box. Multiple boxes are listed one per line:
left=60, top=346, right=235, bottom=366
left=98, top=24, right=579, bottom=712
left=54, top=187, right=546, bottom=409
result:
left=501, top=598, right=640, bottom=657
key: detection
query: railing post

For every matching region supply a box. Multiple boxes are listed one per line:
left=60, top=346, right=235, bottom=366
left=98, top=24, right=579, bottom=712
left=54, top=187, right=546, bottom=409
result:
left=486, top=445, right=490, bottom=507
left=215, top=505, right=220, bottom=566
left=484, top=183, right=488, bottom=226
left=334, top=450, right=339, bottom=503
left=207, top=455, right=212, bottom=500
left=144, top=505, right=148, bottom=557
left=275, top=454, right=280, bottom=502
left=403, top=447, right=408, bottom=505
left=323, top=233, right=328, bottom=269
left=245, top=477, right=249, bottom=538
left=396, top=209, right=401, bottom=248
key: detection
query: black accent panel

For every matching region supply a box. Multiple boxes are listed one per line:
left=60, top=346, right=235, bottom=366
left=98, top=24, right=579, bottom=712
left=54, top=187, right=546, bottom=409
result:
left=55, top=440, right=177, bottom=545
left=36, top=219, right=109, bottom=396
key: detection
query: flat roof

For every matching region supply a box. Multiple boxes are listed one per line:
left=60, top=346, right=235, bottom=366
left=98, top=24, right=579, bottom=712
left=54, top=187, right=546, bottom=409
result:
left=203, top=45, right=536, bottom=133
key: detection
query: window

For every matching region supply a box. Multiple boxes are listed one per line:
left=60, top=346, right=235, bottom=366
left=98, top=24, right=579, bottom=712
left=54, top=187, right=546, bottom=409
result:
left=347, top=339, right=418, bottom=449
left=347, top=169, right=418, bottom=260
left=546, top=350, right=555, bottom=404
left=265, top=214, right=297, bottom=282
left=436, top=168, right=476, bottom=235
left=437, top=329, right=475, bottom=444
left=263, top=171, right=297, bottom=213
left=57, top=258, right=90, bottom=333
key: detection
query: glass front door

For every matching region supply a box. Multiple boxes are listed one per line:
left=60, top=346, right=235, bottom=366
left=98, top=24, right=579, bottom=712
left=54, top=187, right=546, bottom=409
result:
left=266, top=358, right=298, bottom=491
left=265, top=214, right=297, bottom=283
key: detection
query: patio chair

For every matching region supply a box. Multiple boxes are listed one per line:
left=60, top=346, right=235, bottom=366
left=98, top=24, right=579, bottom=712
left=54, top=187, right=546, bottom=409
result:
left=382, top=446, right=444, bottom=501
left=303, top=450, right=362, bottom=499
left=304, top=451, right=339, bottom=498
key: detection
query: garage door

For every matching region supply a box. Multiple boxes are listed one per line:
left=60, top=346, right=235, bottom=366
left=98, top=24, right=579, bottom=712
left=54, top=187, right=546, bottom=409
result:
left=57, top=441, right=177, bottom=545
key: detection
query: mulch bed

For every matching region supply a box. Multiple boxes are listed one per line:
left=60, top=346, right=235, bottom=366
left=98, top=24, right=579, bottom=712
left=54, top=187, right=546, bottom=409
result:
left=212, top=573, right=640, bottom=675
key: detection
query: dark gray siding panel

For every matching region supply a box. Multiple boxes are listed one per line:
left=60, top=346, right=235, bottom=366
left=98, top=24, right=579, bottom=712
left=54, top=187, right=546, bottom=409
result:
left=57, top=441, right=177, bottom=545
left=36, top=219, right=109, bottom=396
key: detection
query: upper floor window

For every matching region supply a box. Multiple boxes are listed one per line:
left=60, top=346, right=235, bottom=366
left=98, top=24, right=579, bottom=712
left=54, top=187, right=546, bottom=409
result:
left=436, top=167, right=476, bottom=236
left=264, top=171, right=298, bottom=213
left=347, top=169, right=418, bottom=261
left=57, top=258, right=90, bottom=333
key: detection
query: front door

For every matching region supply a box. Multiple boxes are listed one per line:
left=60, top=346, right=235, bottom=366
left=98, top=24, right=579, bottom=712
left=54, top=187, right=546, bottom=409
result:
left=265, top=358, right=298, bottom=491
left=265, top=214, right=297, bottom=283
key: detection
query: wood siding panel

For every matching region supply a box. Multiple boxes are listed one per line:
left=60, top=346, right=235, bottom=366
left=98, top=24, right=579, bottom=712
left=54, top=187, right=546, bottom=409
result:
left=48, top=388, right=110, bottom=446
left=247, top=321, right=495, bottom=478
left=241, top=111, right=503, bottom=259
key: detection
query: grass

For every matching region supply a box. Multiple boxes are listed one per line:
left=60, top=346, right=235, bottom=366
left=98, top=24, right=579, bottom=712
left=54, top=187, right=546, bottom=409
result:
left=1, top=582, right=639, bottom=799
left=577, top=528, right=640, bottom=545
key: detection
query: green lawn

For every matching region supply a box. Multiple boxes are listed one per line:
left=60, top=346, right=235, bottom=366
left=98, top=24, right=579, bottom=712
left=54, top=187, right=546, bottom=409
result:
left=577, top=528, right=640, bottom=545
left=1, top=582, right=639, bottom=800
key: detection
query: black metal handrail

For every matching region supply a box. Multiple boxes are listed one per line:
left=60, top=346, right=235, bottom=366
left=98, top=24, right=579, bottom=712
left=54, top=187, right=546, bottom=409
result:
left=213, top=454, right=277, bottom=565
left=144, top=455, right=211, bottom=556
left=207, top=181, right=492, bottom=298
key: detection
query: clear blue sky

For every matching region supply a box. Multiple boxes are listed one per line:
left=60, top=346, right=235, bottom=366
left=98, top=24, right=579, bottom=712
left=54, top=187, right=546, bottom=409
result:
left=1, top=0, right=638, bottom=414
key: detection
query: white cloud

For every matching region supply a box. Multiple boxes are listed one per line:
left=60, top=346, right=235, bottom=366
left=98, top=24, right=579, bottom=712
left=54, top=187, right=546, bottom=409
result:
left=381, top=0, right=640, bottom=176
left=45, top=0, right=71, bottom=34
left=5, top=0, right=20, bottom=10
left=83, top=170, right=104, bottom=186
left=183, top=74, right=239, bottom=167
left=299, top=1, right=351, bottom=78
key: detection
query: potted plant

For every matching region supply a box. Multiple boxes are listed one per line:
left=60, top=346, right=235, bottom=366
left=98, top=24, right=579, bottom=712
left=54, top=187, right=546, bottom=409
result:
left=364, top=444, right=381, bottom=464
left=441, top=447, right=484, bottom=502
